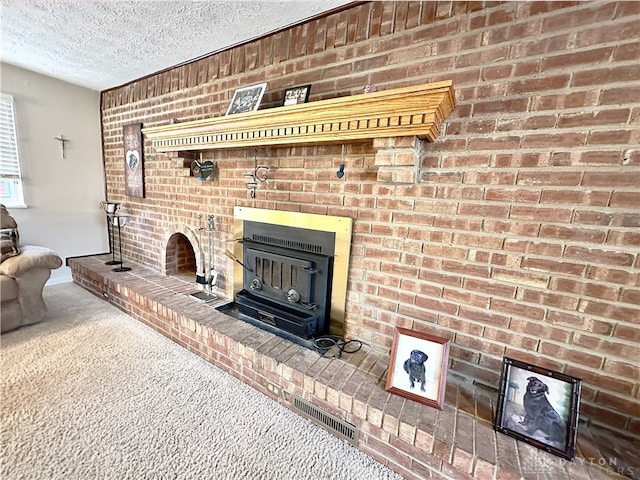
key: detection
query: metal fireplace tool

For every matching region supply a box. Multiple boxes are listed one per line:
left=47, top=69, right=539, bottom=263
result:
left=190, top=214, right=218, bottom=302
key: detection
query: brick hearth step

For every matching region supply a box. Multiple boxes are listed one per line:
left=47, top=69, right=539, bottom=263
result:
left=67, top=255, right=634, bottom=480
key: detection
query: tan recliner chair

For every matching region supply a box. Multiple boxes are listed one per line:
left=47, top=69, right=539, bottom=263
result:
left=1, top=204, right=62, bottom=333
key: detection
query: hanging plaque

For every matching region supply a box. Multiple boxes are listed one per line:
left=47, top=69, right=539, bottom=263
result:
left=123, top=123, right=144, bottom=198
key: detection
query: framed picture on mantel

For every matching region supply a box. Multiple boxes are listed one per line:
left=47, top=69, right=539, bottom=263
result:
left=123, top=123, right=144, bottom=198
left=282, top=84, right=311, bottom=106
left=226, top=83, right=267, bottom=115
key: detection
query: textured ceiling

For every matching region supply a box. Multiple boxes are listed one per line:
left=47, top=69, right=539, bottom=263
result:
left=0, top=0, right=352, bottom=91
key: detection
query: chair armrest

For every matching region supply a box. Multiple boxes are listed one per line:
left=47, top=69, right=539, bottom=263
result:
left=0, top=245, right=63, bottom=278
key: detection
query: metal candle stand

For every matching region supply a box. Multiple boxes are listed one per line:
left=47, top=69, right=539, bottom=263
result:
left=100, top=201, right=131, bottom=273
left=100, top=202, right=121, bottom=266
left=109, top=213, right=131, bottom=272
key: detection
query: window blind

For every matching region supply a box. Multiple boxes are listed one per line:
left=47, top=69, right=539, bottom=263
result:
left=0, top=93, right=21, bottom=178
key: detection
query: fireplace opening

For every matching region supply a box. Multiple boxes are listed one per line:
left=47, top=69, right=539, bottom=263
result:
left=165, top=233, right=196, bottom=279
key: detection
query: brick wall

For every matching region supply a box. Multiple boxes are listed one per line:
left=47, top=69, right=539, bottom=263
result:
left=100, top=1, right=640, bottom=439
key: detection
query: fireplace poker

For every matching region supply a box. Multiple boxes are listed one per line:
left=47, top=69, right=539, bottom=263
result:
left=224, top=250, right=252, bottom=272
left=195, top=215, right=207, bottom=285
left=206, top=215, right=218, bottom=293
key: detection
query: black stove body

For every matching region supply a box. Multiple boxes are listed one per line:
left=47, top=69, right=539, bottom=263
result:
left=234, top=221, right=335, bottom=340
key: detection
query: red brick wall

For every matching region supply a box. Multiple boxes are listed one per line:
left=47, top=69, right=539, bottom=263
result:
left=100, top=1, right=640, bottom=438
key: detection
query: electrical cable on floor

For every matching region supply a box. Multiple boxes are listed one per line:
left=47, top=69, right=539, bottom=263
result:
left=313, top=335, right=363, bottom=359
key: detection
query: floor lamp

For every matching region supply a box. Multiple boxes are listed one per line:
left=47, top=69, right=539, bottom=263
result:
left=100, top=202, right=121, bottom=266
left=108, top=213, right=131, bottom=272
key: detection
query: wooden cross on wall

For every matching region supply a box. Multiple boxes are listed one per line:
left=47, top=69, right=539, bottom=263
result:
left=54, top=134, right=69, bottom=159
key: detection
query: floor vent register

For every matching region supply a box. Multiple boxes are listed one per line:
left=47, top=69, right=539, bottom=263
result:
left=291, top=395, right=359, bottom=446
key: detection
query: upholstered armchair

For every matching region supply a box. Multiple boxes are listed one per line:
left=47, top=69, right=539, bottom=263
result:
left=1, top=205, right=62, bottom=333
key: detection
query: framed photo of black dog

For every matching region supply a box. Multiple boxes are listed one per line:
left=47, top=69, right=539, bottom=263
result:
left=494, top=357, right=582, bottom=460
left=385, top=327, right=450, bottom=409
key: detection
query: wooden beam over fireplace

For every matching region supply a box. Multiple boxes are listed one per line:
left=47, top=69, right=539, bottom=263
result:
left=142, top=81, right=455, bottom=153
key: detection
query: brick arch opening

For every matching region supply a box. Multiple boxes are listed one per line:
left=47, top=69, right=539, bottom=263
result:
left=165, top=233, right=197, bottom=277
left=160, top=223, right=203, bottom=278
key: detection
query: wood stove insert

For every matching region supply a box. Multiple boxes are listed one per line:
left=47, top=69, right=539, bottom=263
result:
left=217, top=207, right=352, bottom=349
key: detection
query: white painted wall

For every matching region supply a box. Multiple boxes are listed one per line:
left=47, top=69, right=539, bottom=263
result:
left=0, top=62, right=108, bottom=284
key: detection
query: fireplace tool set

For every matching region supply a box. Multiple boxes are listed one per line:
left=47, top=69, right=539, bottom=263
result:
left=190, top=214, right=218, bottom=302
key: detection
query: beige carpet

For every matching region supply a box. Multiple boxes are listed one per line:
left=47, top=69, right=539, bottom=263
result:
left=1, top=282, right=402, bottom=480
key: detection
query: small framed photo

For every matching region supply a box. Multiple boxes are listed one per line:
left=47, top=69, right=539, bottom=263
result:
left=282, top=84, right=311, bottom=106
left=226, top=82, right=267, bottom=115
left=385, top=327, right=450, bottom=409
left=494, top=357, right=582, bottom=461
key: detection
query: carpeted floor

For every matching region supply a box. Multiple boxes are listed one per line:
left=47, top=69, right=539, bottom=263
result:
left=1, top=282, right=402, bottom=480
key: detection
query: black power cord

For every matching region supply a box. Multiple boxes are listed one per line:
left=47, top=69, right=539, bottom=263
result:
left=313, top=335, right=363, bottom=359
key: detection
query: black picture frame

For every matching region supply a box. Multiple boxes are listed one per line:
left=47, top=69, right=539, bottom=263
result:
left=226, top=83, right=267, bottom=115
left=385, top=327, right=450, bottom=410
left=494, top=357, right=582, bottom=461
left=282, top=84, right=311, bottom=106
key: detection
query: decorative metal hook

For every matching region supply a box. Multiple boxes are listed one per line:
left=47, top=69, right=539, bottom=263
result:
left=255, top=165, right=269, bottom=182
left=336, top=144, right=345, bottom=178
left=245, top=148, right=269, bottom=198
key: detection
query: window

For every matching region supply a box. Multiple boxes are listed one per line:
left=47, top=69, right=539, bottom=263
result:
left=0, top=93, right=25, bottom=207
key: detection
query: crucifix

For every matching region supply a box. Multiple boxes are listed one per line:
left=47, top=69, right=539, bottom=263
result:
left=54, top=134, right=69, bottom=159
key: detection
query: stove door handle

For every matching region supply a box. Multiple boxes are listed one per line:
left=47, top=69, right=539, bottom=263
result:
left=302, top=266, right=318, bottom=275
left=257, top=310, right=276, bottom=326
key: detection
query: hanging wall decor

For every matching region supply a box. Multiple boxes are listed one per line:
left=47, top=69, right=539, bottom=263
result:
left=191, top=154, right=215, bottom=181
left=123, top=123, right=144, bottom=198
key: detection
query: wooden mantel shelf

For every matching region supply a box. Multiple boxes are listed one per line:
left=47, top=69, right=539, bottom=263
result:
left=142, top=80, right=455, bottom=152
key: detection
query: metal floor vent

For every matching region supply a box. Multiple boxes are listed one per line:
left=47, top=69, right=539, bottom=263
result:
left=291, top=395, right=359, bottom=446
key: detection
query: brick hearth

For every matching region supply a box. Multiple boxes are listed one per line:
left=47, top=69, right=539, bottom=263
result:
left=68, top=255, right=635, bottom=480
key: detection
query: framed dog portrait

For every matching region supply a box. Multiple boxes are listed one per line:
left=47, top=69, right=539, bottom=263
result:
left=494, top=357, right=582, bottom=460
left=385, top=327, right=450, bottom=409
left=226, top=82, right=267, bottom=115
left=123, top=123, right=144, bottom=198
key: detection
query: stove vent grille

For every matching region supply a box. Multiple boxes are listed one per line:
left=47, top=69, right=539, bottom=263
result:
left=252, top=234, right=323, bottom=254
left=291, top=395, right=359, bottom=446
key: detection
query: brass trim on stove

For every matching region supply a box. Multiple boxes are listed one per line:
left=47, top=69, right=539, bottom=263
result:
left=233, top=207, right=352, bottom=334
